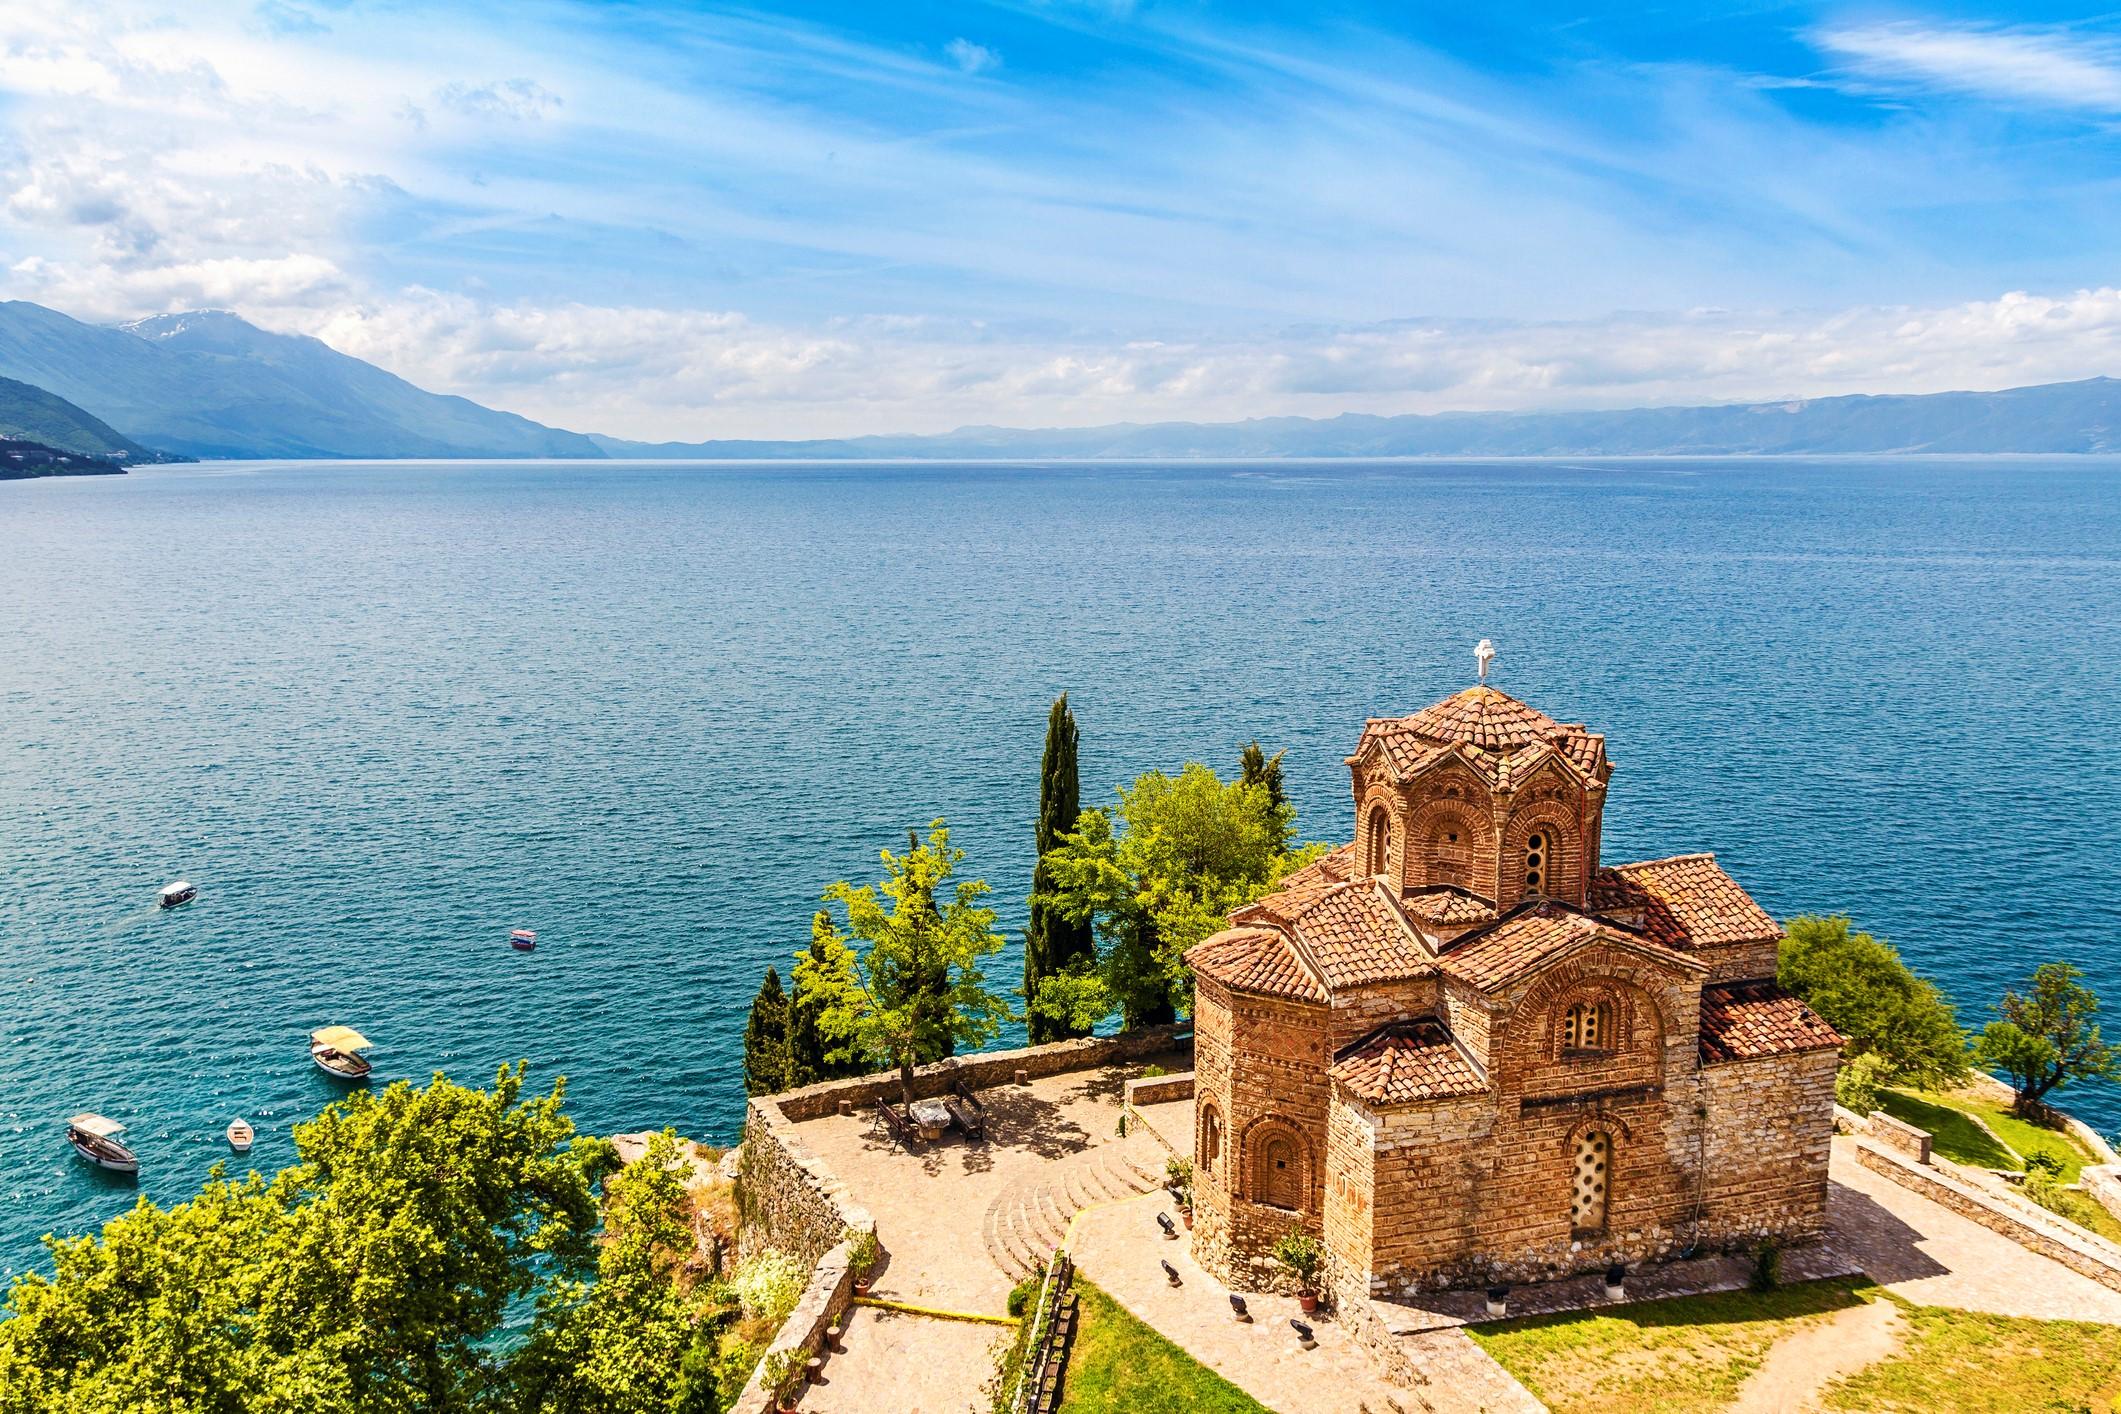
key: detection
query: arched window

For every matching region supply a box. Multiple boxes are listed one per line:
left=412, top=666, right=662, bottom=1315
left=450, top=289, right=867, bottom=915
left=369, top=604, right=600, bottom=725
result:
left=1562, top=999, right=1612, bottom=1055
left=1570, top=1130, right=1611, bottom=1232
left=1366, top=805, right=1392, bottom=878
left=1260, top=1134, right=1301, bottom=1209
left=1200, top=1103, right=1222, bottom=1177
left=1525, top=830, right=1548, bottom=896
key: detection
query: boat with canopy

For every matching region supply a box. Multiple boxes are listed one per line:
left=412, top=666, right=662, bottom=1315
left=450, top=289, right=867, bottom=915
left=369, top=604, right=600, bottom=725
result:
left=227, top=1118, right=254, bottom=1152
left=309, top=1026, right=374, bottom=1080
left=66, top=1113, right=139, bottom=1174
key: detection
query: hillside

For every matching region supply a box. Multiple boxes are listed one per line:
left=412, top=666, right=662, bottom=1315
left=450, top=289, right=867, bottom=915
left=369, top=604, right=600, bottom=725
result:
left=0, top=436, right=125, bottom=480
left=0, top=303, right=603, bottom=461
left=0, top=376, right=162, bottom=462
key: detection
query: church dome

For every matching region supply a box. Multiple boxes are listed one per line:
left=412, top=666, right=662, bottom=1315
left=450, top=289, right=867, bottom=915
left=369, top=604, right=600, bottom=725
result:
left=1389, top=685, right=1567, bottom=753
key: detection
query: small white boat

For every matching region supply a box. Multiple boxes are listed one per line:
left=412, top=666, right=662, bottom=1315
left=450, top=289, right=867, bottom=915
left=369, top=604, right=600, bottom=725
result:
left=158, top=880, right=196, bottom=909
left=67, top=1113, right=139, bottom=1174
left=309, top=1026, right=374, bottom=1081
left=227, top=1118, right=254, bottom=1153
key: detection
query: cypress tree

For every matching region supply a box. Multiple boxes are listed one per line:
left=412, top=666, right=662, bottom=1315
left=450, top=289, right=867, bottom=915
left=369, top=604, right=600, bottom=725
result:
left=1026, top=693, right=1096, bottom=1041
left=1241, top=740, right=1293, bottom=854
left=742, top=966, right=789, bottom=1096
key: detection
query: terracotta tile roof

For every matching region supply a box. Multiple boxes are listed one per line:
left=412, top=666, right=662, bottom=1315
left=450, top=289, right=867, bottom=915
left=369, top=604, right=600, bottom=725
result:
left=1439, top=900, right=1703, bottom=991
left=1594, top=854, right=1782, bottom=951
left=1402, top=886, right=1498, bottom=926
left=1353, top=686, right=1607, bottom=794
left=1332, top=1019, right=1487, bottom=1105
left=1233, top=880, right=1433, bottom=989
left=1277, top=842, right=1360, bottom=892
left=1698, top=981, right=1842, bottom=1063
left=1185, top=927, right=1326, bottom=1004
left=1437, top=904, right=1607, bottom=990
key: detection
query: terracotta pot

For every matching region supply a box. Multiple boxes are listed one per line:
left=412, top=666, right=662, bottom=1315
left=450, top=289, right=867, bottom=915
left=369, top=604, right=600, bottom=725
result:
left=1181, top=1209, right=1194, bottom=1230
left=854, top=1278, right=872, bottom=1296
left=1298, top=1291, right=1318, bottom=1314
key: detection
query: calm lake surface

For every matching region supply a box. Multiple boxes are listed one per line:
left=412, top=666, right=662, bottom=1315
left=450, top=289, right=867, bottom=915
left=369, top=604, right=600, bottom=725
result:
left=3, top=456, right=2119, bottom=1273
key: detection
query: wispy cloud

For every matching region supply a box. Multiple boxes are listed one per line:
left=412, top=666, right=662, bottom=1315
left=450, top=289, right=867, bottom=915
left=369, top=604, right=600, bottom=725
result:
left=945, top=38, right=1000, bottom=76
left=1814, top=21, right=2121, bottom=112
left=434, top=78, right=563, bottom=122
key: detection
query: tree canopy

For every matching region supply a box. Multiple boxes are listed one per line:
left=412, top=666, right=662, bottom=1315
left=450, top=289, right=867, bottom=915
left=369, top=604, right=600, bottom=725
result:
left=796, top=819, right=1012, bottom=1104
left=1032, top=759, right=1320, bottom=1031
left=1973, top=962, right=2119, bottom=1115
left=0, top=1066, right=620, bottom=1414
left=742, top=966, right=789, bottom=1097
left=1776, top=915, right=1969, bottom=1089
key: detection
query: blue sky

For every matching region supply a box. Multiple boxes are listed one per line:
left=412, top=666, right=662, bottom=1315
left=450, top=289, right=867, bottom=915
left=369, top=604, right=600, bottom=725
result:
left=4, top=1, right=2121, bottom=436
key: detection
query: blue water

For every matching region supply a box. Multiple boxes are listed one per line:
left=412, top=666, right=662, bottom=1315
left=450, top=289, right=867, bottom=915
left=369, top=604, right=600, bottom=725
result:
left=3, top=457, right=2119, bottom=1275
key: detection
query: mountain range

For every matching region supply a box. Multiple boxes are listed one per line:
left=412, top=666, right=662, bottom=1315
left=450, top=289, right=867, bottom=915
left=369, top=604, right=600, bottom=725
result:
left=2, top=299, right=2120, bottom=463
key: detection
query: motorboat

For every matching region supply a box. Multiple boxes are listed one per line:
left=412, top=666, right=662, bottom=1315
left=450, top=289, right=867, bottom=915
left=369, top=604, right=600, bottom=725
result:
left=309, top=1026, right=374, bottom=1081
left=510, top=929, right=537, bottom=952
left=227, top=1118, right=254, bottom=1153
left=67, top=1113, right=139, bottom=1174
left=158, top=880, right=196, bottom=908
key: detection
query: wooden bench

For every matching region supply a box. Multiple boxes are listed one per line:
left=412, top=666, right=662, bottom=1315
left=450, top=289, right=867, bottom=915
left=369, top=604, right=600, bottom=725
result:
left=875, top=1101, right=922, bottom=1151
left=948, top=1078, right=988, bottom=1140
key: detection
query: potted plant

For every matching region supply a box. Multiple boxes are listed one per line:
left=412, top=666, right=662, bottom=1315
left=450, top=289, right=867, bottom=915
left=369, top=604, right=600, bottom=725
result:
left=1273, top=1227, right=1324, bottom=1314
left=763, top=1348, right=804, bottom=1413
left=1166, top=1157, right=1195, bottom=1228
left=1484, top=1284, right=1510, bottom=1317
left=1603, top=1264, right=1626, bottom=1300
left=845, top=1225, right=881, bottom=1296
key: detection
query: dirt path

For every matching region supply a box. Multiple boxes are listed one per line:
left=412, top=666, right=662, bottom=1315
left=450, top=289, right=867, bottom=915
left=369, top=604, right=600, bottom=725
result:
left=1729, top=1297, right=1903, bottom=1414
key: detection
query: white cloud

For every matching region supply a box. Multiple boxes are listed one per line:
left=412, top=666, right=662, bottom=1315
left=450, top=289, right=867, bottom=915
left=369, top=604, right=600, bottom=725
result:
left=945, top=38, right=1000, bottom=76
left=1815, top=21, right=2121, bottom=112
left=434, top=78, right=562, bottom=122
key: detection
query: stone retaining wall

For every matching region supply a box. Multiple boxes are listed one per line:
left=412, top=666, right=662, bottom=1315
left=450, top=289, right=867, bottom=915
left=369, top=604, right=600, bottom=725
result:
left=2083, top=1165, right=2121, bottom=1224
left=768, top=1024, right=1191, bottom=1122
left=1855, top=1138, right=2121, bottom=1295
left=1124, top=1070, right=1195, bottom=1108
left=1863, top=1109, right=1932, bottom=1165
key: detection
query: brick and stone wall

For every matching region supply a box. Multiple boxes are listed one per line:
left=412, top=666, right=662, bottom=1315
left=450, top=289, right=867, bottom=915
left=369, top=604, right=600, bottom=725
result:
left=1697, top=1049, right=1837, bottom=1247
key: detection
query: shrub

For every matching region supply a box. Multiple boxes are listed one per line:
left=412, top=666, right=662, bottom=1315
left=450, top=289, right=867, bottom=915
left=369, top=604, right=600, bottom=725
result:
left=729, top=1250, right=807, bottom=1325
left=2025, top=1150, right=2065, bottom=1178
left=2024, top=1170, right=2106, bottom=1234
left=1779, top=915, right=1969, bottom=1088
left=1273, top=1228, right=1324, bottom=1292
left=1165, top=1156, right=1195, bottom=1207
left=1006, top=1270, right=1043, bottom=1318
left=844, top=1224, right=881, bottom=1273
left=1835, top=1052, right=1891, bottom=1115
left=1141, top=1064, right=1168, bottom=1078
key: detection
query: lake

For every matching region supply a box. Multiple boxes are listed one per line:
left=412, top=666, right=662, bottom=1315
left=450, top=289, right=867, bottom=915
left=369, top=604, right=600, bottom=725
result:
left=2, top=456, right=2118, bottom=1275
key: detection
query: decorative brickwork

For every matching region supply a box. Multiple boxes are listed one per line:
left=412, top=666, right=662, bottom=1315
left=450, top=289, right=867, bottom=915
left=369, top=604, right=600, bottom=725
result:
left=1187, top=673, right=1841, bottom=1296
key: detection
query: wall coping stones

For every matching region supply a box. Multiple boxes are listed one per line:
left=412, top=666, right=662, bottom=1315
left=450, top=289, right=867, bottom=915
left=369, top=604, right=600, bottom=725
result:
left=1863, top=1110, right=1932, bottom=1165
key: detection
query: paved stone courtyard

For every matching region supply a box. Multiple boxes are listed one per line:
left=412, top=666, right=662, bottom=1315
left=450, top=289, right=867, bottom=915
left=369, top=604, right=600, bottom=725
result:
left=784, top=1074, right=2121, bottom=1414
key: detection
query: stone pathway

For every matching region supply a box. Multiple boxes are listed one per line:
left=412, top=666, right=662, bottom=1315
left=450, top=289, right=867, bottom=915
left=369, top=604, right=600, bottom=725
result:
left=1071, top=1193, right=1429, bottom=1414
left=1728, top=1297, right=1904, bottom=1414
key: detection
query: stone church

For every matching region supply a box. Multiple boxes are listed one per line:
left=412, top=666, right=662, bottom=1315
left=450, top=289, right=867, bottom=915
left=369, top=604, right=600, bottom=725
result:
left=1185, top=659, right=1842, bottom=1298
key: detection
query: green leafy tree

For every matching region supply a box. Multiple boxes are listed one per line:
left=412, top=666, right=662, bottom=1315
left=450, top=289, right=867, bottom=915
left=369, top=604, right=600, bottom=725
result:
left=783, top=923, right=863, bottom=1088
left=1033, top=762, right=1319, bottom=1030
left=0, top=1065, right=613, bottom=1414
left=1239, top=741, right=1293, bottom=854
left=796, top=820, right=1012, bottom=1106
left=510, top=1131, right=728, bottom=1414
left=1974, top=962, right=2119, bottom=1115
left=1025, top=694, right=1096, bottom=1043
left=1777, top=915, right=1969, bottom=1089
left=742, top=967, right=789, bottom=1096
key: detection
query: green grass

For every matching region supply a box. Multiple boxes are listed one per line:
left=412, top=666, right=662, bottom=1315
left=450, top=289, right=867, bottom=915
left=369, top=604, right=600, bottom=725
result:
left=1821, top=1299, right=2121, bottom=1413
left=1054, top=1279, right=1270, bottom=1414
left=1874, top=1087, right=2121, bottom=1244
left=1473, top=1279, right=2121, bottom=1414
left=1466, top=1277, right=1877, bottom=1414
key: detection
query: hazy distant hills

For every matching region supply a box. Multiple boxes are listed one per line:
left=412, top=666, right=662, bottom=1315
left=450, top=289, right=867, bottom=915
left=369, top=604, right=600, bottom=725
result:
left=0, top=303, right=602, bottom=460
left=595, top=376, right=2121, bottom=459
left=0, top=375, right=156, bottom=462
left=1, top=299, right=2120, bottom=462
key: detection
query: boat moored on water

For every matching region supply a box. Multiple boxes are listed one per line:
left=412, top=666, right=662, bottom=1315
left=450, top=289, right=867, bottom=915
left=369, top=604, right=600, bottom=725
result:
left=309, top=1026, right=374, bottom=1081
left=510, top=929, right=537, bottom=952
left=66, top=1114, right=139, bottom=1174
left=227, top=1119, right=254, bottom=1153
left=158, top=880, right=196, bottom=908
